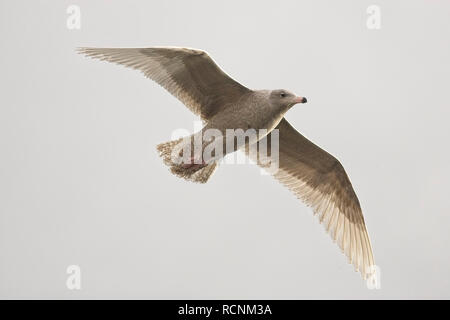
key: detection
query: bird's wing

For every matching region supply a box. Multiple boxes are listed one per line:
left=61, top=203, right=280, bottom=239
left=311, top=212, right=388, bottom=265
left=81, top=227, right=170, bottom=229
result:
left=77, top=47, right=250, bottom=120
left=246, top=118, right=375, bottom=278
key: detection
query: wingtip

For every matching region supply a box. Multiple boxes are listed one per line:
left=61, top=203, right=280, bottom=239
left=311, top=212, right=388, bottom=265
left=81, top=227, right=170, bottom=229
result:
left=76, top=47, right=97, bottom=56
left=75, top=47, right=87, bottom=55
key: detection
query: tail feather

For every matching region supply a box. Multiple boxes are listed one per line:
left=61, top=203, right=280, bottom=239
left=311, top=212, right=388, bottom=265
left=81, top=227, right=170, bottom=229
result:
left=156, top=138, right=218, bottom=184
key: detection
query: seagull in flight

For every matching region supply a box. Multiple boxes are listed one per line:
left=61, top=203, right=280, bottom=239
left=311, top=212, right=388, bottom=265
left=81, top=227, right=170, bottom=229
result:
left=78, top=47, right=376, bottom=279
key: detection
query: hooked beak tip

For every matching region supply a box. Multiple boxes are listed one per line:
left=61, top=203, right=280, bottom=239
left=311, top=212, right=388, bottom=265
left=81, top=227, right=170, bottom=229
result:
left=296, top=96, right=307, bottom=104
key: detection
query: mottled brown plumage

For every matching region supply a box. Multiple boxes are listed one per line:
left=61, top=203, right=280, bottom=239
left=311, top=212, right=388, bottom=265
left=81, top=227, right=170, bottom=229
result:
left=78, top=46, right=375, bottom=279
left=246, top=119, right=375, bottom=278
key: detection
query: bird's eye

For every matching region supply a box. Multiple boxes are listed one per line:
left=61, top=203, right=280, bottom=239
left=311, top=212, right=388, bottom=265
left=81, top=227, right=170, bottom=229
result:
left=280, top=92, right=286, bottom=98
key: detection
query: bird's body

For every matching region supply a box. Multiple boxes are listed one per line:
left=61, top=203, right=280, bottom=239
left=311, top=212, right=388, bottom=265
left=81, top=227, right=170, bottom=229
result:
left=209, top=90, right=290, bottom=133
left=204, top=90, right=290, bottom=145
left=78, top=46, right=376, bottom=280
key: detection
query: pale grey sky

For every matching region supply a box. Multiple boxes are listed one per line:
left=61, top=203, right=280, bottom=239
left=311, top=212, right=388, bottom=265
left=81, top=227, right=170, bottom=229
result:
left=1, top=0, right=449, bottom=299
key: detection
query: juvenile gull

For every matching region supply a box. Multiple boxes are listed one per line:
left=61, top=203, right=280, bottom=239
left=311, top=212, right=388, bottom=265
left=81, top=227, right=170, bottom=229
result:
left=78, top=47, right=375, bottom=279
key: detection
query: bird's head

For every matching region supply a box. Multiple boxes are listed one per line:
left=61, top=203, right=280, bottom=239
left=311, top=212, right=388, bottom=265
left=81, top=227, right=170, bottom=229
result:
left=269, top=89, right=307, bottom=111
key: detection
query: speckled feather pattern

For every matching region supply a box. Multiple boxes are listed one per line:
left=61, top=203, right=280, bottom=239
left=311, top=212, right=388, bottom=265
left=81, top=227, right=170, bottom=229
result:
left=78, top=46, right=376, bottom=279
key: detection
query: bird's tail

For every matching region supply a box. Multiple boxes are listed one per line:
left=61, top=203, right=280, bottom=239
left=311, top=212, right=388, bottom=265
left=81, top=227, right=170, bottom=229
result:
left=156, top=138, right=218, bottom=184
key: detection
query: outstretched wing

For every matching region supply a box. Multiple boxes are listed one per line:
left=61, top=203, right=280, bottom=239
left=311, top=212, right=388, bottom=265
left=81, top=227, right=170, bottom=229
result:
left=247, top=118, right=375, bottom=278
left=77, top=47, right=250, bottom=120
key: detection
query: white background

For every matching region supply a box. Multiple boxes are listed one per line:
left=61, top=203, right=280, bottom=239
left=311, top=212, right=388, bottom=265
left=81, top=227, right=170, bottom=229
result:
left=1, top=0, right=449, bottom=298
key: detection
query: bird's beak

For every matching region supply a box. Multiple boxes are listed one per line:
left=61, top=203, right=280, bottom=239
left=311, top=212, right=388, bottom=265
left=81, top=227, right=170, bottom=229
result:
left=294, top=96, right=307, bottom=104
